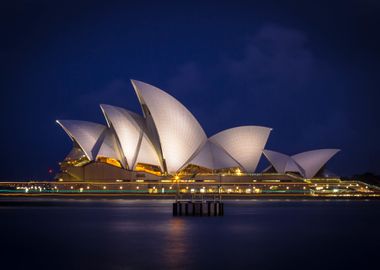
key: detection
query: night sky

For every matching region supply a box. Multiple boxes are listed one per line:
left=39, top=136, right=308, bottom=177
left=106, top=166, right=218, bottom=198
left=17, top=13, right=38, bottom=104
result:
left=1, top=0, right=379, bottom=180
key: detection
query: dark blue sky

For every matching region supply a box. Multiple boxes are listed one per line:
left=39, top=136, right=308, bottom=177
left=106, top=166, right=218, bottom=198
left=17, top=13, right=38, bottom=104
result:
left=1, top=0, right=379, bottom=180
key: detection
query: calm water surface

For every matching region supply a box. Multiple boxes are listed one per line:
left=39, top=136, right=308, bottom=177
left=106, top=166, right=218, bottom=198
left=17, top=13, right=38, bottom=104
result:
left=0, top=199, right=379, bottom=270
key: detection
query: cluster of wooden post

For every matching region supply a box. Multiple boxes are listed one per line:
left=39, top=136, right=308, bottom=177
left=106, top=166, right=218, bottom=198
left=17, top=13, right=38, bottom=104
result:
left=173, top=201, right=224, bottom=216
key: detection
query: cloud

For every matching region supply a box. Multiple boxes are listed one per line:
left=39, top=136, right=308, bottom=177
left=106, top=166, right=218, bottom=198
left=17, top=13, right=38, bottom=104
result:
left=224, top=24, right=314, bottom=93
left=167, top=24, right=316, bottom=105
left=163, top=24, right=319, bottom=134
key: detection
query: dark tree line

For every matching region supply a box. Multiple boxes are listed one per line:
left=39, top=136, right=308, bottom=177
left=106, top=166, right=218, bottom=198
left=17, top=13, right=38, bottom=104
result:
left=342, top=172, right=380, bottom=187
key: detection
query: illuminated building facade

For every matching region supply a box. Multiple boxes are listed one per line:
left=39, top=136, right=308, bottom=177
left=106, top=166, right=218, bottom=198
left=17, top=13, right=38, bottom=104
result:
left=0, top=81, right=375, bottom=197
left=56, top=80, right=339, bottom=183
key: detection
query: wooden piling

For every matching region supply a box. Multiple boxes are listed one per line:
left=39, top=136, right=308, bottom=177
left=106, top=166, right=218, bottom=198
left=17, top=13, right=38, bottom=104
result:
left=173, top=200, right=224, bottom=217
left=178, top=202, right=182, bottom=215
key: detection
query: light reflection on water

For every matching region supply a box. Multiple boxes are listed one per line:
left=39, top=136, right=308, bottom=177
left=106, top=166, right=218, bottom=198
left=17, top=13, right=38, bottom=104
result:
left=108, top=203, right=191, bottom=268
left=0, top=199, right=379, bottom=270
left=164, top=218, right=188, bottom=269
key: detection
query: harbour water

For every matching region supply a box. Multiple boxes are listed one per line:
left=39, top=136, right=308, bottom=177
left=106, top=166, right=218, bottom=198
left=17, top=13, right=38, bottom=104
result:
left=1, top=199, right=379, bottom=270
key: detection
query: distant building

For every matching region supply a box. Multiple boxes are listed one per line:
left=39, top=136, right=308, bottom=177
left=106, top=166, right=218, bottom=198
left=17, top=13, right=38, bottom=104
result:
left=56, top=80, right=339, bottom=182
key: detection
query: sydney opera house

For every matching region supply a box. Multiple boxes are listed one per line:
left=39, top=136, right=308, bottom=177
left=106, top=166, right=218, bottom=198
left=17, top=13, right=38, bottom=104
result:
left=0, top=80, right=376, bottom=197
left=47, top=80, right=377, bottom=196
left=56, top=80, right=338, bottom=180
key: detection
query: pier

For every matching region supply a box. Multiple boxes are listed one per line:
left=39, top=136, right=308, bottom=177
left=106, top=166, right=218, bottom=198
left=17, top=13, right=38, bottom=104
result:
left=173, top=199, right=224, bottom=216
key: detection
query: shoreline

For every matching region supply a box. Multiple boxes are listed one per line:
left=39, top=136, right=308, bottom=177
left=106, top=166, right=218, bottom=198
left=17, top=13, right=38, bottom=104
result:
left=1, top=193, right=379, bottom=201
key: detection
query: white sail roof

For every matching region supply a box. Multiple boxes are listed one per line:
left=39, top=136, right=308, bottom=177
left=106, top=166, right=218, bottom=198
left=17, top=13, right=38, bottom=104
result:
left=292, top=149, right=340, bottom=179
left=56, top=120, right=106, bottom=160
left=187, top=141, right=240, bottom=170
left=263, top=150, right=291, bottom=173
left=96, top=129, right=125, bottom=166
left=131, top=79, right=207, bottom=173
left=100, top=104, right=160, bottom=169
left=263, top=149, right=304, bottom=175
left=209, top=126, right=272, bottom=172
left=263, top=149, right=340, bottom=178
left=134, top=134, right=162, bottom=169
left=100, top=104, right=141, bottom=168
